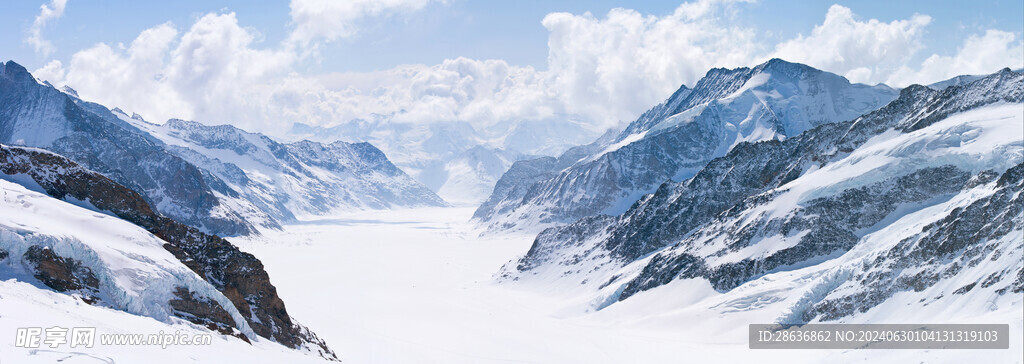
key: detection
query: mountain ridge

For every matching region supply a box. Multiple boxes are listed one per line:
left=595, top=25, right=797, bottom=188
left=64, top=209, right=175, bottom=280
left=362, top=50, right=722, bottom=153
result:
left=474, top=58, right=899, bottom=233
left=1, top=60, right=445, bottom=236
left=501, top=67, right=1023, bottom=323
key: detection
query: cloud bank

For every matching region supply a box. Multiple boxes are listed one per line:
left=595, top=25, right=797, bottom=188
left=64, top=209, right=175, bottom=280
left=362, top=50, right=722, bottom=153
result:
left=31, top=0, right=1024, bottom=139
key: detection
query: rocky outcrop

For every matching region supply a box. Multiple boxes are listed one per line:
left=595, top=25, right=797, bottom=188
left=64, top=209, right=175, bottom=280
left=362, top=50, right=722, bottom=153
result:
left=169, top=287, right=247, bottom=341
left=619, top=165, right=974, bottom=298
left=0, top=144, right=337, bottom=360
left=23, top=245, right=100, bottom=304
left=803, top=162, right=1024, bottom=321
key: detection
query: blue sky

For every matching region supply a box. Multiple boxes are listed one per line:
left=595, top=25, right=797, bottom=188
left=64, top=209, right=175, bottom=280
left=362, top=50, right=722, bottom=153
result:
left=4, top=0, right=1021, bottom=72
left=3, top=0, right=1022, bottom=136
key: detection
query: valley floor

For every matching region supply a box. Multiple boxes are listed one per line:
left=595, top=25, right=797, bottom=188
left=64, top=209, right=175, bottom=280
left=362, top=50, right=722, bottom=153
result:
left=2, top=206, right=1020, bottom=363
left=234, top=207, right=1023, bottom=364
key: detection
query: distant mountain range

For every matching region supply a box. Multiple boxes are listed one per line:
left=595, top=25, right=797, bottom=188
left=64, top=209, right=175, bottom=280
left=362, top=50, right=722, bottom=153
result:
left=291, top=113, right=603, bottom=205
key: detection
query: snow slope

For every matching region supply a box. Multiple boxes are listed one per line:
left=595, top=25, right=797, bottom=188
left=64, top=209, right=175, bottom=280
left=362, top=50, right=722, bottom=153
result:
left=0, top=279, right=327, bottom=363
left=0, top=178, right=257, bottom=341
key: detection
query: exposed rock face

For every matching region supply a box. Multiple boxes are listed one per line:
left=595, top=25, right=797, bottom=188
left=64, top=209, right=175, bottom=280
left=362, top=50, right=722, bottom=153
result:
left=0, top=144, right=337, bottom=360
left=475, top=59, right=898, bottom=232
left=618, top=165, right=974, bottom=298
left=504, top=68, right=1023, bottom=319
left=169, top=287, right=247, bottom=341
left=23, top=245, right=100, bottom=303
left=0, top=60, right=252, bottom=236
left=803, top=162, right=1024, bottom=321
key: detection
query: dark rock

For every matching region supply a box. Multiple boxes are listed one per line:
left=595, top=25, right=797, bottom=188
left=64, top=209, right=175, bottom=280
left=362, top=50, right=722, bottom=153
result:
left=805, top=162, right=1024, bottom=321
left=169, top=287, right=249, bottom=343
left=23, top=245, right=99, bottom=303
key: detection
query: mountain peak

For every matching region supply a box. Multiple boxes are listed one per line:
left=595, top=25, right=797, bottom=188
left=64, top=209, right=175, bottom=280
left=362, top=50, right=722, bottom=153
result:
left=753, top=58, right=821, bottom=80
left=1, top=60, right=33, bottom=84
left=61, top=85, right=80, bottom=98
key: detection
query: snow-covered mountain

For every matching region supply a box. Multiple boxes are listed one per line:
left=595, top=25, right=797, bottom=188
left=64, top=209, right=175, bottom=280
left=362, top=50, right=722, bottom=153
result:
left=0, top=144, right=336, bottom=360
left=291, top=114, right=603, bottom=205
left=0, top=61, right=253, bottom=236
left=121, top=116, right=445, bottom=226
left=501, top=68, right=1023, bottom=323
left=0, top=60, right=444, bottom=235
left=475, top=59, right=899, bottom=232
left=929, top=68, right=1024, bottom=90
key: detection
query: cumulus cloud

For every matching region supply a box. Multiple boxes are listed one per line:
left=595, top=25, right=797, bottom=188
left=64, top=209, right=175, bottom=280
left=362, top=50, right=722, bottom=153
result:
left=30, top=1, right=1024, bottom=142
left=772, top=4, right=931, bottom=85
left=542, top=0, right=761, bottom=126
left=25, top=0, right=68, bottom=57
left=36, top=12, right=555, bottom=135
left=885, top=30, right=1024, bottom=87
left=38, top=13, right=299, bottom=133
left=287, top=0, right=448, bottom=48
left=266, top=58, right=560, bottom=132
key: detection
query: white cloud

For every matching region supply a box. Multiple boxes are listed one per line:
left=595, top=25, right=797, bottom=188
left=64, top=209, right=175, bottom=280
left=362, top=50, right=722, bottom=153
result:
left=542, top=0, right=761, bottom=125
left=772, top=4, right=931, bottom=84
left=38, top=13, right=298, bottom=133
left=25, top=0, right=68, bottom=57
left=32, top=59, right=65, bottom=82
left=30, top=1, right=1024, bottom=143
left=885, top=30, right=1024, bottom=87
left=267, top=58, right=560, bottom=131
left=34, top=11, right=552, bottom=135
left=287, top=0, right=448, bottom=48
